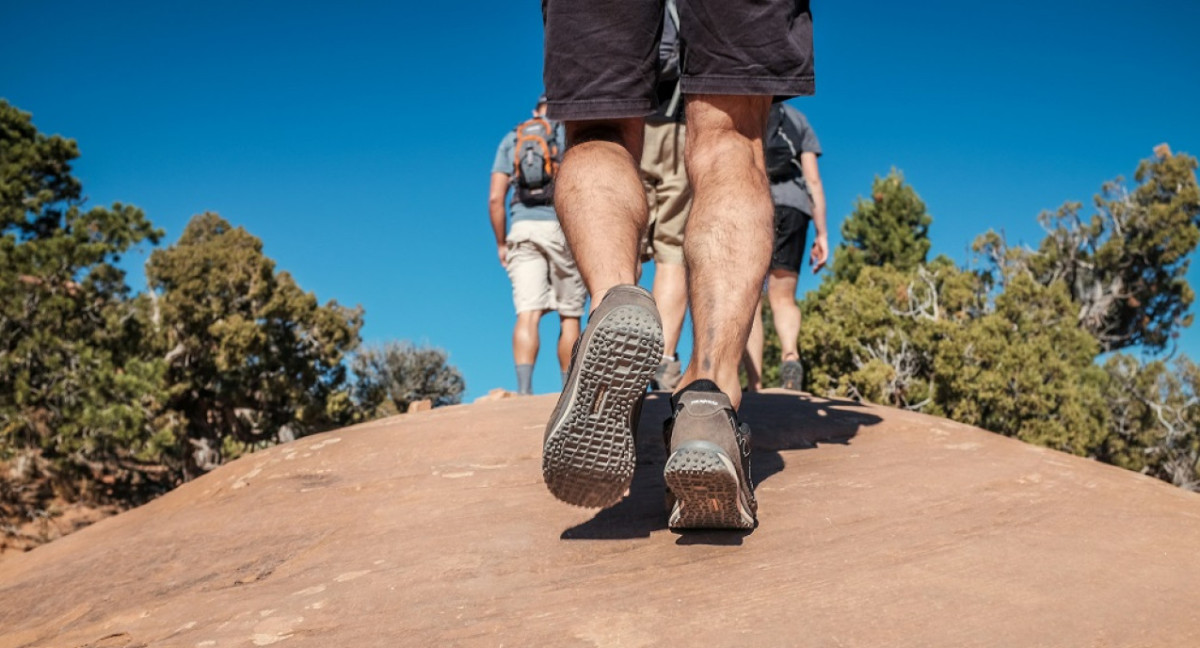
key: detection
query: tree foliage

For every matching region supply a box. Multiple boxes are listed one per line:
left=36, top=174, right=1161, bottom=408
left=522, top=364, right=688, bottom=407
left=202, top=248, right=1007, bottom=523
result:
left=1, top=99, right=168, bottom=493
left=145, top=213, right=363, bottom=477
left=352, top=342, right=465, bottom=417
left=1101, top=354, right=1200, bottom=490
left=782, top=147, right=1200, bottom=488
left=800, top=260, right=1109, bottom=456
left=832, top=169, right=932, bottom=284
left=1, top=101, right=474, bottom=545
left=977, top=145, right=1200, bottom=353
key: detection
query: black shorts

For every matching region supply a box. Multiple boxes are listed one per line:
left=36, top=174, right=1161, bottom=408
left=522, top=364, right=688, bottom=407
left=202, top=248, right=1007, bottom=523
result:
left=770, top=205, right=810, bottom=273
left=543, top=0, right=815, bottom=121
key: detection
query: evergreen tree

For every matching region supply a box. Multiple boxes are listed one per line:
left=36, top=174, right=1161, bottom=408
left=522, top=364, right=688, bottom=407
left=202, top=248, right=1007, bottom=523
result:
left=800, top=263, right=1110, bottom=457
left=1101, top=354, right=1199, bottom=491
left=976, top=146, right=1200, bottom=353
left=832, top=169, right=933, bottom=283
left=1031, top=146, right=1200, bottom=353
left=0, top=100, right=169, bottom=496
left=932, top=274, right=1109, bottom=455
left=145, top=213, right=363, bottom=477
left=799, top=148, right=1200, bottom=475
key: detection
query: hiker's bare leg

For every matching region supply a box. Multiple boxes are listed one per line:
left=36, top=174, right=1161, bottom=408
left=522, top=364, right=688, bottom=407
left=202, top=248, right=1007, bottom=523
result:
left=555, top=119, right=647, bottom=307
left=678, top=94, right=773, bottom=409
left=743, top=298, right=764, bottom=391
left=558, top=315, right=581, bottom=371
left=767, top=269, right=802, bottom=361
left=653, top=262, right=688, bottom=358
left=513, top=309, right=544, bottom=365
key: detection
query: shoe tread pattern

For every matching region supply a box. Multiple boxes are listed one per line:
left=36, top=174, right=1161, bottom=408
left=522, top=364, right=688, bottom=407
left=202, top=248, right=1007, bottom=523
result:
left=781, top=361, right=804, bottom=391
left=664, top=443, right=755, bottom=530
left=542, top=305, right=662, bottom=508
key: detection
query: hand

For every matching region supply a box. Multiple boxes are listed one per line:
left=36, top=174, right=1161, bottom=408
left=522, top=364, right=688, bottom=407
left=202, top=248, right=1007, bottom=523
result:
left=810, top=233, right=829, bottom=273
left=498, top=242, right=508, bottom=268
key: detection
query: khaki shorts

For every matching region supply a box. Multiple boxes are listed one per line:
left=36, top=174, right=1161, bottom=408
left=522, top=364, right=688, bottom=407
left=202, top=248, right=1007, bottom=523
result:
left=505, top=220, right=587, bottom=317
left=640, top=121, right=691, bottom=265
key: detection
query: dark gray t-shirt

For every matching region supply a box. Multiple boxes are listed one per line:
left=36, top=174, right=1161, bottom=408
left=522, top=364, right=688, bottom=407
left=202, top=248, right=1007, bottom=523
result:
left=491, top=121, right=566, bottom=226
left=769, top=104, right=821, bottom=215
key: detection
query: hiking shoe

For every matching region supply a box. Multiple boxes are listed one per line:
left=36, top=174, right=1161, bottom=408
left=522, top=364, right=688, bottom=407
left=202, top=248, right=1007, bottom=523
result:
left=780, top=359, right=804, bottom=391
left=662, top=380, right=757, bottom=529
left=542, top=285, right=664, bottom=508
left=651, top=357, right=682, bottom=391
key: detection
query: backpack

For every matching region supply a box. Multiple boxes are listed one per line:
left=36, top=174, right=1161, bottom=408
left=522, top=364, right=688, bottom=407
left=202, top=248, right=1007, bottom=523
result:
left=512, top=117, right=559, bottom=206
left=657, top=0, right=683, bottom=119
left=764, top=104, right=805, bottom=181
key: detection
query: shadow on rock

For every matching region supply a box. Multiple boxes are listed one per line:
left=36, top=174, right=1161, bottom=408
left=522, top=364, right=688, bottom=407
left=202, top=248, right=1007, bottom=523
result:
left=561, top=391, right=883, bottom=542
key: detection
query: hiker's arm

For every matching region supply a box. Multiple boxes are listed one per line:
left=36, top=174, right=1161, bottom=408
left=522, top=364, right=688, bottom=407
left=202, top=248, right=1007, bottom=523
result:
left=801, top=151, right=828, bottom=273
left=489, top=172, right=510, bottom=267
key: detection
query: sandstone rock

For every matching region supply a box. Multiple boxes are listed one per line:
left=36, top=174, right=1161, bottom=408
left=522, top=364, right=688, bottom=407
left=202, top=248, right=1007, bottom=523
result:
left=406, top=399, right=432, bottom=413
left=472, top=387, right=515, bottom=403
left=1, top=390, right=1198, bottom=647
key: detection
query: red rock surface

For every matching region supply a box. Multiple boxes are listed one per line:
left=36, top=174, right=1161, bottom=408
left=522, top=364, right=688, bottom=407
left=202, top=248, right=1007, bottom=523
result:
left=2, top=391, right=1199, bottom=647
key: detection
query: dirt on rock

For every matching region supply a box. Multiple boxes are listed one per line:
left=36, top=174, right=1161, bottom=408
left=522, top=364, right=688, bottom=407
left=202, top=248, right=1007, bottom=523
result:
left=0, top=466, right=124, bottom=564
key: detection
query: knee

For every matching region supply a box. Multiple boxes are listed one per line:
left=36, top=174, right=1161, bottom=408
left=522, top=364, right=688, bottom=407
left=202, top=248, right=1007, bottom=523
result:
left=767, top=277, right=799, bottom=305
left=684, top=95, right=771, bottom=177
left=686, top=131, right=750, bottom=177
left=516, top=310, right=543, bottom=329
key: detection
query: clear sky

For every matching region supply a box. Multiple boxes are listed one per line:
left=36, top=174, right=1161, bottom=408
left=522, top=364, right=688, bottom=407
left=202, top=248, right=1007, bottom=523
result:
left=3, top=0, right=1199, bottom=400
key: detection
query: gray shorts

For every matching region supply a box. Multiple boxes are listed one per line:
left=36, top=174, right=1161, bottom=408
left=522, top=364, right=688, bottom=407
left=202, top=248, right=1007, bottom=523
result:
left=543, top=0, right=815, bottom=121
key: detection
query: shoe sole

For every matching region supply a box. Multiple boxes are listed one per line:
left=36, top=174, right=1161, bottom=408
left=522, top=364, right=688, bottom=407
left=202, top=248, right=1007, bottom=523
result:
left=664, top=441, right=756, bottom=529
left=542, top=304, right=662, bottom=508
left=781, top=363, right=803, bottom=391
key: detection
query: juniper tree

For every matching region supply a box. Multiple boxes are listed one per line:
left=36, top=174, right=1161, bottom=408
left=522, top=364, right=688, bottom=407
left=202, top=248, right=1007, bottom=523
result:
left=832, top=169, right=933, bottom=284
left=0, top=100, right=169, bottom=495
left=978, top=145, right=1200, bottom=353
left=145, top=213, right=362, bottom=477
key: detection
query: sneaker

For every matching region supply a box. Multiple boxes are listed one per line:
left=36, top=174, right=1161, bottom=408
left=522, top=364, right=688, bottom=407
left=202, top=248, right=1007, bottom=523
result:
left=542, top=285, right=664, bottom=508
left=651, top=357, right=682, bottom=391
left=662, top=380, right=757, bottom=529
left=780, top=359, right=804, bottom=391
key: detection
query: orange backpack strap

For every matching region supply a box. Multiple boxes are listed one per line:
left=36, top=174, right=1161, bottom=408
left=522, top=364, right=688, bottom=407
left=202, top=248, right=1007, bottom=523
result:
left=513, top=118, right=556, bottom=177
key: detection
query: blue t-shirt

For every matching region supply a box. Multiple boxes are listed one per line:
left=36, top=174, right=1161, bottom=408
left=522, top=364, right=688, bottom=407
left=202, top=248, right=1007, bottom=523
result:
left=491, top=122, right=565, bottom=226
left=769, top=104, right=822, bottom=215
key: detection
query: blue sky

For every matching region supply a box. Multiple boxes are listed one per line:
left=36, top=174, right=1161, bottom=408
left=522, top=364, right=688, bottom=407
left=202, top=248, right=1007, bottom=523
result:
left=3, top=0, right=1199, bottom=400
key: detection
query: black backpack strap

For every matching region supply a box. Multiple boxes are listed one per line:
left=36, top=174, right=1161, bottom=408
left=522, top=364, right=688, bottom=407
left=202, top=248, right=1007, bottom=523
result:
left=776, top=106, right=803, bottom=161
left=662, top=0, right=683, bottom=119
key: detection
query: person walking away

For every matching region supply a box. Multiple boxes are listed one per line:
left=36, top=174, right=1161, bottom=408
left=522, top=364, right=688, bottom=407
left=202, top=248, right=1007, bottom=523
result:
left=744, top=102, right=828, bottom=391
left=640, top=0, right=690, bottom=391
left=488, top=97, right=587, bottom=395
left=540, top=0, right=815, bottom=529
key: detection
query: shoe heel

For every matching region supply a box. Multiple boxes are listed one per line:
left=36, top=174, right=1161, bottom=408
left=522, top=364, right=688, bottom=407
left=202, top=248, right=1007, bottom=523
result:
left=664, top=442, right=754, bottom=529
left=542, top=303, right=663, bottom=508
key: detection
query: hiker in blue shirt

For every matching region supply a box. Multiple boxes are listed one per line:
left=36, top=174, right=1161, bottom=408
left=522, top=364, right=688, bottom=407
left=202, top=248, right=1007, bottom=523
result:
left=488, top=97, right=586, bottom=396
